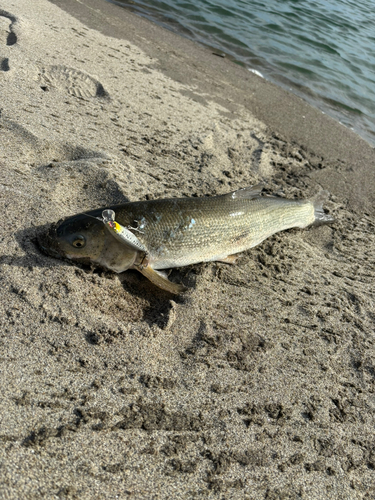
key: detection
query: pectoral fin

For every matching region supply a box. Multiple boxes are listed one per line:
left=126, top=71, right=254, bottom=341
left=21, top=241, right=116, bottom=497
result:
left=137, top=266, right=187, bottom=294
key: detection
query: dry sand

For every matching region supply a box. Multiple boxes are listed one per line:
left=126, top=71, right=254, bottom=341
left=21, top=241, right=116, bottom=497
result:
left=1, top=0, right=375, bottom=498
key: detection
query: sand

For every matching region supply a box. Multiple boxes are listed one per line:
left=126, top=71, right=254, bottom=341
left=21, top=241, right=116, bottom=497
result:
left=1, top=0, right=375, bottom=498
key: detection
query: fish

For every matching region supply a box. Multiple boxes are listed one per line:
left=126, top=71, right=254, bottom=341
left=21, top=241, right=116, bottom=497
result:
left=39, top=185, right=334, bottom=294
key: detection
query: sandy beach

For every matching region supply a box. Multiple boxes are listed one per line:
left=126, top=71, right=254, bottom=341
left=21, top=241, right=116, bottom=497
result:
left=1, top=0, right=375, bottom=498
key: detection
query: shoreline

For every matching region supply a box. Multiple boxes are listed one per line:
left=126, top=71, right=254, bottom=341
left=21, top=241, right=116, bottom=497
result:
left=107, top=0, right=375, bottom=148
left=51, top=0, right=375, bottom=214
left=1, top=0, right=374, bottom=498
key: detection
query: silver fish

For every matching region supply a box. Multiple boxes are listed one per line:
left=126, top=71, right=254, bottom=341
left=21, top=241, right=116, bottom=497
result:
left=39, top=185, right=334, bottom=293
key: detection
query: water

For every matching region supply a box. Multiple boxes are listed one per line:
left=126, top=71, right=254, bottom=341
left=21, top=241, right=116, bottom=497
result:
left=109, top=0, right=375, bottom=146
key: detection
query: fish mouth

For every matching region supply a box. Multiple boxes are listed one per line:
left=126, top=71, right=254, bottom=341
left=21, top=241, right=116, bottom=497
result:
left=37, top=221, right=94, bottom=267
left=37, top=220, right=65, bottom=258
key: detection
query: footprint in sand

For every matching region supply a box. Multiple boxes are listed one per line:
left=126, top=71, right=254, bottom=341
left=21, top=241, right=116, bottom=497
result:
left=39, top=65, right=109, bottom=99
left=0, top=10, right=18, bottom=72
left=0, top=9, right=108, bottom=98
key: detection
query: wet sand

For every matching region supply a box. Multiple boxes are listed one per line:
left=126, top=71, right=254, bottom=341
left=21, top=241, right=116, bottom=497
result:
left=1, top=0, right=375, bottom=498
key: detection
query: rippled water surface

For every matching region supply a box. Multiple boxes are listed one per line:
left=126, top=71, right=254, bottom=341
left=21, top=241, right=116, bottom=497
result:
left=110, top=0, right=375, bottom=145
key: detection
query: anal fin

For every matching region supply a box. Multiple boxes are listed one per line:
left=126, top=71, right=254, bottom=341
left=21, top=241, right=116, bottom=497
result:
left=138, top=266, right=187, bottom=294
left=215, top=253, right=243, bottom=264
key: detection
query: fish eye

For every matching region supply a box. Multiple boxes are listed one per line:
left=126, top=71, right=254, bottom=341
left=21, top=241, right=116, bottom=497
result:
left=72, top=235, right=86, bottom=248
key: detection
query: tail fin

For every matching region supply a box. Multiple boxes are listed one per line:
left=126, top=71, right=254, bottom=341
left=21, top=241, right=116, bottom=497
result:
left=312, top=190, right=335, bottom=226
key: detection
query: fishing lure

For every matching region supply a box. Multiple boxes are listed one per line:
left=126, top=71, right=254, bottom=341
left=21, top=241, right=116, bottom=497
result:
left=101, top=209, right=148, bottom=254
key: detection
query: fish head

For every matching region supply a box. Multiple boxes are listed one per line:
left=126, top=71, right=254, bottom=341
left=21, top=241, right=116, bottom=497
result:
left=38, top=211, right=138, bottom=273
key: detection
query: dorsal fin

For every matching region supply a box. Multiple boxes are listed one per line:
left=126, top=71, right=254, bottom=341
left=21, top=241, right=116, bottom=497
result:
left=225, top=183, right=264, bottom=200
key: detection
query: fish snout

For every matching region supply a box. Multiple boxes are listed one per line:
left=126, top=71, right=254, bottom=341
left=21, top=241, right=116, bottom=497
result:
left=37, top=220, right=65, bottom=258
